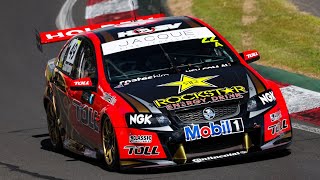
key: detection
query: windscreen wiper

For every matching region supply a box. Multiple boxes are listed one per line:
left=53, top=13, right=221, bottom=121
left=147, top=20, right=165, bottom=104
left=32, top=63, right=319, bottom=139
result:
left=158, top=45, right=180, bottom=73
left=167, top=53, right=226, bottom=62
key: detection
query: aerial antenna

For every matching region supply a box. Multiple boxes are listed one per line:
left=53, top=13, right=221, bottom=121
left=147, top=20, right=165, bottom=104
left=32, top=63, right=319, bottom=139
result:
left=131, top=0, right=137, bottom=21
left=159, top=0, right=163, bottom=15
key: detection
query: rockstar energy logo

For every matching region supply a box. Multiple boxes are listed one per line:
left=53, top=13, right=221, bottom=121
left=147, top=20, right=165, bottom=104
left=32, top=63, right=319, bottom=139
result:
left=158, top=74, right=219, bottom=94
left=153, top=86, right=247, bottom=110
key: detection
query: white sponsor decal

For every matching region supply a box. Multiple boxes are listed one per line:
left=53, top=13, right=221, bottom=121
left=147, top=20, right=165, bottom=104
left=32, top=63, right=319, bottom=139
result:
left=246, top=52, right=259, bottom=59
left=74, top=81, right=89, bottom=86
left=98, top=86, right=117, bottom=105
left=129, top=135, right=152, bottom=143
left=102, top=27, right=215, bottom=55
left=124, top=145, right=159, bottom=156
left=258, top=91, right=276, bottom=105
left=102, top=92, right=116, bottom=105
left=270, top=110, right=282, bottom=122
left=118, top=22, right=182, bottom=38
left=130, top=114, right=152, bottom=125
left=62, top=39, right=82, bottom=73
left=185, top=63, right=231, bottom=73
left=268, top=119, right=288, bottom=135
left=116, top=74, right=169, bottom=88
left=192, top=151, right=247, bottom=163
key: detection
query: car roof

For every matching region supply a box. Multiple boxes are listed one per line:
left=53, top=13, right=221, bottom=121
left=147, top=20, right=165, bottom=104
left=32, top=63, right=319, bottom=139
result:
left=91, top=16, right=205, bottom=44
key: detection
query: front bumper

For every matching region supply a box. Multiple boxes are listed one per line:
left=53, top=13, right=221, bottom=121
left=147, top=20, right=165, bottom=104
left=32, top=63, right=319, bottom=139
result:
left=116, top=127, right=292, bottom=169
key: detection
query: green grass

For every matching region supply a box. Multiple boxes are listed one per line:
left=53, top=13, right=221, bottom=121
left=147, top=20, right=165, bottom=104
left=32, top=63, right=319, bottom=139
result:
left=193, top=0, right=320, bottom=78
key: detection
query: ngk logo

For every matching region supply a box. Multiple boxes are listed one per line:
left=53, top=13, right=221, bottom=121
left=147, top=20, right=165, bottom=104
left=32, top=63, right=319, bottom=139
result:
left=259, top=91, right=276, bottom=105
left=117, top=22, right=182, bottom=38
left=129, top=114, right=152, bottom=125
left=74, top=81, right=89, bottom=86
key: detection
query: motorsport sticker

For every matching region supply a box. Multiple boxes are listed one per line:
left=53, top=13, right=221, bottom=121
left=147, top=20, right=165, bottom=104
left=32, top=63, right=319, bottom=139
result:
left=268, top=119, right=288, bottom=135
left=129, top=135, right=152, bottom=143
left=118, top=22, right=182, bottom=38
left=124, top=146, right=159, bottom=156
left=157, top=74, right=219, bottom=94
left=101, top=27, right=215, bottom=55
left=153, top=86, right=247, bottom=110
left=72, top=99, right=99, bottom=133
left=201, top=36, right=224, bottom=47
left=115, top=74, right=169, bottom=88
left=192, top=151, right=247, bottom=163
left=185, top=63, right=231, bottom=73
left=98, top=86, right=117, bottom=105
left=184, top=118, right=244, bottom=141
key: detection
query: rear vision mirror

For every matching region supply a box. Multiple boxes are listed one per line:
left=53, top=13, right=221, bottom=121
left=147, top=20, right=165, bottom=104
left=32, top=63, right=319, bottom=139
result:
left=240, top=50, right=260, bottom=63
left=70, top=77, right=95, bottom=91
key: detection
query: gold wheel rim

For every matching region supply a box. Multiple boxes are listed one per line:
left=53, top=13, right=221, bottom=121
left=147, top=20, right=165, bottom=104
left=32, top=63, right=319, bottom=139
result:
left=103, top=121, right=116, bottom=165
left=47, top=103, right=59, bottom=145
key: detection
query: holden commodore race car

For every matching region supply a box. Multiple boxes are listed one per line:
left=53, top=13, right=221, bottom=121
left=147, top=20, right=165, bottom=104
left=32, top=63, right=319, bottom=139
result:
left=39, top=15, right=292, bottom=170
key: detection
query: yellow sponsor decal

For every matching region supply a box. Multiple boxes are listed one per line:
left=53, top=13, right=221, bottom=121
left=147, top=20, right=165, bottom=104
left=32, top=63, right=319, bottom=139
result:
left=157, top=74, right=219, bottom=94
left=153, top=86, right=247, bottom=110
left=202, top=37, right=224, bottom=47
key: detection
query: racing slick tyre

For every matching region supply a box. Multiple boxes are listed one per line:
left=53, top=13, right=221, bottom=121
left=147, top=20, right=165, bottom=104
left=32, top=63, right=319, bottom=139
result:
left=102, top=117, right=120, bottom=171
left=46, top=102, right=63, bottom=152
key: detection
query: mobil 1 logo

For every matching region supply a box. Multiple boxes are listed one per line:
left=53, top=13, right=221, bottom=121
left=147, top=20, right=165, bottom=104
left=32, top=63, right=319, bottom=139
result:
left=184, top=118, right=244, bottom=141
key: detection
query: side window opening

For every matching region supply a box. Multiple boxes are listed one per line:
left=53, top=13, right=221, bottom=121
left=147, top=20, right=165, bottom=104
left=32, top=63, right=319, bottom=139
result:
left=73, top=39, right=97, bottom=84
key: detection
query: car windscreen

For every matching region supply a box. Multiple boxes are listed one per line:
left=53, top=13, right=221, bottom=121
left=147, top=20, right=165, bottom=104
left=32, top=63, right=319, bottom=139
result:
left=103, top=38, right=238, bottom=84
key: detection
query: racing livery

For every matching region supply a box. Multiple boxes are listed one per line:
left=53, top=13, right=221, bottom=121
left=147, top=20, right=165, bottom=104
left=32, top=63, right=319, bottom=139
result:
left=41, top=16, right=292, bottom=170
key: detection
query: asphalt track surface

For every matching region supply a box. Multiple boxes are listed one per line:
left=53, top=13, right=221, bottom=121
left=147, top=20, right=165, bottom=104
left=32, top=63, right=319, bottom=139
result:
left=0, top=0, right=320, bottom=179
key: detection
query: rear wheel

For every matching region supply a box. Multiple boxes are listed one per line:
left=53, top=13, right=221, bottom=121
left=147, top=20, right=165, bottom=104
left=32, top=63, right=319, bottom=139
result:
left=46, top=101, right=63, bottom=152
left=102, top=118, right=120, bottom=171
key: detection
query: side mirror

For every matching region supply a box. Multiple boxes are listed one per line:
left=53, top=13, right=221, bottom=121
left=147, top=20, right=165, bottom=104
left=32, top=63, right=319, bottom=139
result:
left=70, top=77, right=95, bottom=91
left=239, top=50, right=260, bottom=63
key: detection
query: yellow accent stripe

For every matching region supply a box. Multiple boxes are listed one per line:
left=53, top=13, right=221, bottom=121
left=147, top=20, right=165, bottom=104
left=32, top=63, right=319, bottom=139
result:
left=248, top=71, right=266, bottom=94
left=118, top=92, right=150, bottom=113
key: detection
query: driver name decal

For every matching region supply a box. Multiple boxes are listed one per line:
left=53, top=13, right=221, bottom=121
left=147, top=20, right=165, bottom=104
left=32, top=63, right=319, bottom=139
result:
left=102, top=27, right=215, bottom=55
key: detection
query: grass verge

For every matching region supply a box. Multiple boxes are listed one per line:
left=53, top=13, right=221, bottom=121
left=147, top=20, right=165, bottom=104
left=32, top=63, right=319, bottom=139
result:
left=192, top=0, right=320, bottom=78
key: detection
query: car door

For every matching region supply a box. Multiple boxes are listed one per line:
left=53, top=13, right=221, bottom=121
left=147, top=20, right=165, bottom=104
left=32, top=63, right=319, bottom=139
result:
left=51, top=37, right=84, bottom=143
left=65, top=37, right=102, bottom=149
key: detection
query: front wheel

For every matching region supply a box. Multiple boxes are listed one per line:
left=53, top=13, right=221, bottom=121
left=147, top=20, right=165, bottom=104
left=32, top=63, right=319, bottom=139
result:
left=46, top=101, right=63, bottom=152
left=102, top=118, right=120, bottom=171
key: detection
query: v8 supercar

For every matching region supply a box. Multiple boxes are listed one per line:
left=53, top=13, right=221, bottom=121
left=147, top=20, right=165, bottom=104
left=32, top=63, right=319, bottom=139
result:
left=42, top=16, right=292, bottom=170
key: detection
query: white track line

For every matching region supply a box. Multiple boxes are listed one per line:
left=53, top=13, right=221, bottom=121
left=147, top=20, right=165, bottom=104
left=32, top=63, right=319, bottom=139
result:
left=56, top=0, right=77, bottom=29
left=85, top=0, right=138, bottom=20
left=292, top=123, right=320, bottom=135
left=280, top=85, right=320, bottom=114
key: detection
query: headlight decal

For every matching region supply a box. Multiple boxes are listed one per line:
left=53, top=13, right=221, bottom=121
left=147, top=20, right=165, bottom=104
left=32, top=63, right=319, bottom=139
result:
left=246, top=70, right=266, bottom=94
left=247, top=90, right=277, bottom=118
left=246, top=74, right=257, bottom=98
left=118, top=92, right=150, bottom=113
left=128, top=94, right=162, bottom=114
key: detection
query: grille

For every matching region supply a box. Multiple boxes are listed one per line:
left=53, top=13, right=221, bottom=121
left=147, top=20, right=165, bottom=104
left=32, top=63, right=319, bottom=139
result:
left=176, top=104, right=240, bottom=123
left=184, top=133, right=245, bottom=159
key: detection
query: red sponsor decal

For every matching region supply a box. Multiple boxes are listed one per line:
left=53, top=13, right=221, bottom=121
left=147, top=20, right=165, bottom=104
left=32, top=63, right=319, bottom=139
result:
left=39, top=14, right=165, bottom=44
left=115, top=128, right=166, bottom=159
left=264, top=106, right=291, bottom=142
left=72, top=77, right=93, bottom=87
left=243, top=50, right=259, bottom=61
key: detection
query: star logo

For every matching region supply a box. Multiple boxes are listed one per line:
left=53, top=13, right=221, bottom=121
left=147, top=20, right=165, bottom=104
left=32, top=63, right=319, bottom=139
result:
left=158, top=74, right=219, bottom=94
